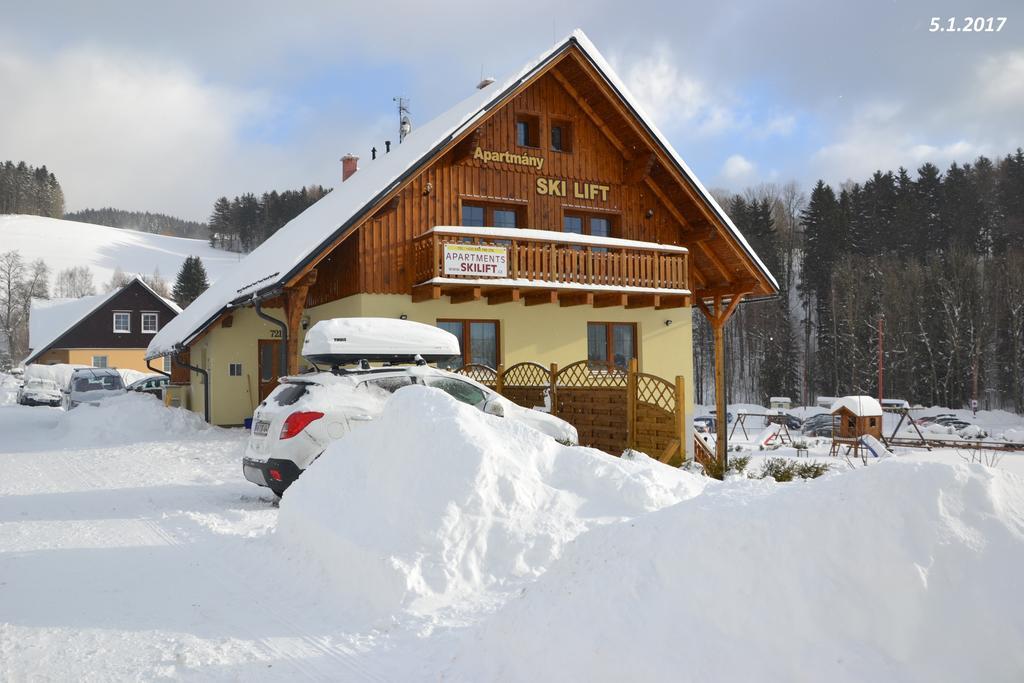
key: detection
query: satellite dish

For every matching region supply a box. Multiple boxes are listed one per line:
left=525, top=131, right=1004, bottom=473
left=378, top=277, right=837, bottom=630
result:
left=400, top=114, right=412, bottom=141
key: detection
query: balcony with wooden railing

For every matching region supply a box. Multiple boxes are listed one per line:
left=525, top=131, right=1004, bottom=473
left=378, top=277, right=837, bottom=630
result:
left=411, top=226, right=689, bottom=308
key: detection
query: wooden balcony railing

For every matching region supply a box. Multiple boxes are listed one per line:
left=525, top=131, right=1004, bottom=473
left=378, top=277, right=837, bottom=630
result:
left=412, top=226, right=689, bottom=297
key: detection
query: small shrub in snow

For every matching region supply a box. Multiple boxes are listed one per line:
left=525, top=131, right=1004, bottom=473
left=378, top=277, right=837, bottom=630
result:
left=757, top=458, right=829, bottom=482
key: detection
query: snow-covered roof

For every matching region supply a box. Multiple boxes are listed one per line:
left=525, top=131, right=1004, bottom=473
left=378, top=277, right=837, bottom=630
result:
left=830, top=396, right=883, bottom=417
left=146, top=29, right=777, bottom=359
left=25, top=277, right=179, bottom=365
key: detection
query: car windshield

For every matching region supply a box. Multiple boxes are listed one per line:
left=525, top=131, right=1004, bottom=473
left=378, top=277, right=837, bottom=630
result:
left=73, top=375, right=124, bottom=393
left=424, top=376, right=488, bottom=408
left=27, top=379, right=57, bottom=389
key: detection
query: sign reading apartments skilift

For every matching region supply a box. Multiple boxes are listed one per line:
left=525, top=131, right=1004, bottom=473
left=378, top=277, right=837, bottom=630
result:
left=443, top=244, right=508, bottom=277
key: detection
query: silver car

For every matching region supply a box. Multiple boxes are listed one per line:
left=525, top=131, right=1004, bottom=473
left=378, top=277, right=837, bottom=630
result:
left=63, top=368, right=127, bottom=410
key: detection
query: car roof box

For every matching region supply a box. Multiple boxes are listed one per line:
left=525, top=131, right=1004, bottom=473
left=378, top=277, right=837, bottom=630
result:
left=302, top=317, right=460, bottom=366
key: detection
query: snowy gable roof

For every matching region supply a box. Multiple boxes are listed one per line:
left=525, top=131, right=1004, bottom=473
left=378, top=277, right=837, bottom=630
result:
left=830, top=396, right=883, bottom=417
left=26, top=277, right=177, bottom=365
left=147, top=29, right=777, bottom=359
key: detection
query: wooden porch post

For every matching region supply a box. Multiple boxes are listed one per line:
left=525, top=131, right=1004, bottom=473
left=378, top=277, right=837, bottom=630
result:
left=283, top=269, right=318, bottom=375
left=695, top=290, right=748, bottom=475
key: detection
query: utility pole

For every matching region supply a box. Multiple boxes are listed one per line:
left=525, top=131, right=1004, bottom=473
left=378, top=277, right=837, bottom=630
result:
left=877, top=315, right=884, bottom=403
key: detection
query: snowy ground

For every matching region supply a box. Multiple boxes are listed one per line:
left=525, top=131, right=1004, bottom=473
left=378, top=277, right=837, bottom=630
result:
left=2, top=381, right=1023, bottom=681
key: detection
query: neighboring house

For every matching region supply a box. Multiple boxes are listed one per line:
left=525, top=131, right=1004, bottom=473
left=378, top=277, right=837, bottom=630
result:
left=147, top=30, right=778, bottom=440
left=25, top=277, right=180, bottom=373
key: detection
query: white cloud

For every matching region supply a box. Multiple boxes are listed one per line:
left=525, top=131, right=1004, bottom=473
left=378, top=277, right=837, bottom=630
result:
left=977, top=50, right=1024, bottom=109
left=0, top=46, right=377, bottom=220
left=720, top=154, right=756, bottom=183
left=620, top=45, right=736, bottom=136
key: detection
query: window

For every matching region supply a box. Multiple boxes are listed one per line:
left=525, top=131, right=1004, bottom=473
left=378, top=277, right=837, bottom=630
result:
left=550, top=120, right=573, bottom=152
left=141, top=312, right=159, bottom=334
left=229, top=363, right=243, bottom=377
left=564, top=213, right=616, bottom=253
left=424, top=376, right=488, bottom=408
left=360, top=376, right=415, bottom=394
left=587, top=322, right=637, bottom=370
left=461, top=202, right=523, bottom=229
left=515, top=114, right=540, bottom=147
left=113, top=311, right=131, bottom=333
left=437, top=319, right=500, bottom=370
left=163, top=356, right=172, bottom=373
left=92, top=355, right=109, bottom=368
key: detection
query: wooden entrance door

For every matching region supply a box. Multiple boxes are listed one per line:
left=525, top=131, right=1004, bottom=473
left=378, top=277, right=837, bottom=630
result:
left=258, top=339, right=283, bottom=402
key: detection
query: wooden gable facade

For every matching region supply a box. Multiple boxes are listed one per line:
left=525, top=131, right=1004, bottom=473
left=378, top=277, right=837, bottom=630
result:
left=296, top=44, right=775, bottom=314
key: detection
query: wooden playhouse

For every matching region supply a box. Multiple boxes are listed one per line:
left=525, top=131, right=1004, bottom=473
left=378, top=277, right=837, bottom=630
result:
left=828, top=396, right=883, bottom=457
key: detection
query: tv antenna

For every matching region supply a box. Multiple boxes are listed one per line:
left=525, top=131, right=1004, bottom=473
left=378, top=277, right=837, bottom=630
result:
left=394, top=96, right=411, bottom=143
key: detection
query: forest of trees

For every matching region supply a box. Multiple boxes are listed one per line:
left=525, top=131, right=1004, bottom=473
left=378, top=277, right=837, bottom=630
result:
left=64, top=208, right=207, bottom=240
left=207, top=185, right=331, bottom=252
left=695, top=148, right=1024, bottom=413
left=0, top=161, right=65, bottom=218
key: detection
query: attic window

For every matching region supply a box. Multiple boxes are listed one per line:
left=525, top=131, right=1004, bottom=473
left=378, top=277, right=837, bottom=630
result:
left=550, top=119, right=572, bottom=152
left=515, top=114, right=540, bottom=148
left=113, top=311, right=131, bottom=333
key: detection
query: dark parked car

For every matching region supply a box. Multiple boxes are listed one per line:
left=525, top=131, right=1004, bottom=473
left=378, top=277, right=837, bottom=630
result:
left=128, top=375, right=169, bottom=400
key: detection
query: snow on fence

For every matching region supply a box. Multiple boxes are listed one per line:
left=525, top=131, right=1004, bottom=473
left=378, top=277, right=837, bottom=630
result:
left=457, top=359, right=687, bottom=463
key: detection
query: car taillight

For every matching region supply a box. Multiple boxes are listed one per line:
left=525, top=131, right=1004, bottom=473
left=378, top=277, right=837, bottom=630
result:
left=280, top=411, right=324, bottom=440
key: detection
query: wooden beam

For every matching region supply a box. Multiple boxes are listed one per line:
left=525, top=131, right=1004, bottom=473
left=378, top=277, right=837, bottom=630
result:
left=643, top=176, right=693, bottom=232
left=655, top=294, right=687, bottom=310
left=412, top=284, right=441, bottom=302
left=448, top=287, right=482, bottom=304
left=524, top=290, right=558, bottom=306
left=593, top=293, right=627, bottom=308
left=283, top=268, right=318, bottom=375
left=450, top=127, right=483, bottom=163
left=549, top=67, right=628, bottom=154
left=694, top=296, right=716, bottom=324
left=559, top=292, right=594, bottom=307
left=680, top=224, right=716, bottom=243
left=486, top=288, right=520, bottom=305
left=719, top=291, right=746, bottom=325
left=625, top=293, right=659, bottom=309
left=695, top=282, right=756, bottom=301
left=624, top=152, right=656, bottom=185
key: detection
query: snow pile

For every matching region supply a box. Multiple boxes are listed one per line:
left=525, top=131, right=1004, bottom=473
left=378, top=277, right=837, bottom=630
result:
left=449, top=461, right=1024, bottom=682
left=1002, top=428, right=1024, bottom=443
left=55, top=393, right=221, bottom=444
left=277, top=385, right=707, bottom=619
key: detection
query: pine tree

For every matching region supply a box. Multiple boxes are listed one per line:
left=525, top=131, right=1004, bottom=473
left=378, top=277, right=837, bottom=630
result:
left=172, top=256, right=209, bottom=307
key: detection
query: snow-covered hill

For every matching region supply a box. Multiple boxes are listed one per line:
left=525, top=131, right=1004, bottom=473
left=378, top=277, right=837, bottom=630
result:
left=0, top=214, right=241, bottom=285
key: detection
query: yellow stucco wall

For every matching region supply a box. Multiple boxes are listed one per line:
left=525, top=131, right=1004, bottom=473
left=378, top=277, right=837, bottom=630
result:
left=37, top=347, right=158, bottom=373
left=183, top=295, right=695, bottom=456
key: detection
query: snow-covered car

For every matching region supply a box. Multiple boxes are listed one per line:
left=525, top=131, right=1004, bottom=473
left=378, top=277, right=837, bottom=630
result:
left=242, top=318, right=578, bottom=496
left=62, top=367, right=127, bottom=410
left=128, top=375, right=169, bottom=399
left=17, top=377, right=62, bottom=406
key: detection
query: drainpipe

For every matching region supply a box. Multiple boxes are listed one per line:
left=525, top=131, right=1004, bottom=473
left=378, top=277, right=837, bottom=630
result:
left=174, top=350, right=210, bottom=424
left=253, top=296, right=289, bottom=378
left=146, top=357, right=171, bottom=378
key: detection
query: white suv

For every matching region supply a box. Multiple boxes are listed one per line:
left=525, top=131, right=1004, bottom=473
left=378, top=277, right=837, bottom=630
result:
left=242, top=318, right=577, bottom=496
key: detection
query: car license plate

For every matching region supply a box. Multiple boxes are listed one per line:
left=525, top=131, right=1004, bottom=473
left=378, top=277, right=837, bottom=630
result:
left=253, top=420, right=270, bottom=437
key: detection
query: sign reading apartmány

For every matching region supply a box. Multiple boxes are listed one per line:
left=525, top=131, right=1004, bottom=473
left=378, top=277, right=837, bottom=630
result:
left=443, top=244, right=508, bottom=277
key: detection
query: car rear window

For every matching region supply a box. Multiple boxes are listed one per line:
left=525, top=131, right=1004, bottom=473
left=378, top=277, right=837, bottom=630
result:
left=273, top=383, right=310, bottom=406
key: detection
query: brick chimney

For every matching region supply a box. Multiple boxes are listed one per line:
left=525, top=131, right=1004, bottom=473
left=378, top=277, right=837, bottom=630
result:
left=341, top=153, right=359, bottom=182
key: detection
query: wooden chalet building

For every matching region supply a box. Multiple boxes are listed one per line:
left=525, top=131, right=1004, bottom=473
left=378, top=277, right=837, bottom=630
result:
left=26, top=277, right=180, bottom=373
left=147, top=31, right=777, bottom=460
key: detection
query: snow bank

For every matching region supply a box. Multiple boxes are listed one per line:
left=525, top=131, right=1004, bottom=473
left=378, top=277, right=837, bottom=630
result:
left=449, top=461, right=1024, bottom=682
left=277, top=385, right=707, bottom=619
left=54, top=393, right=221, bottom=445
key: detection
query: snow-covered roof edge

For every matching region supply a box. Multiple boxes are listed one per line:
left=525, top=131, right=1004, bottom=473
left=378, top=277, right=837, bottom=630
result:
left=147, top=28, right=777, bottom=359
left=25, top=277, right=178, bottom=365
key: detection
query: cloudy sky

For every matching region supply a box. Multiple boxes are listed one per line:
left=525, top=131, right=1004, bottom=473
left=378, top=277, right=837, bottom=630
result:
left=1, top=0, right=1020, bottom=220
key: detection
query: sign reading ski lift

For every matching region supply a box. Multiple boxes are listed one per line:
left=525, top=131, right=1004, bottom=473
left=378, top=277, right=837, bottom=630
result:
left=443, top=243, right=508, bottom=277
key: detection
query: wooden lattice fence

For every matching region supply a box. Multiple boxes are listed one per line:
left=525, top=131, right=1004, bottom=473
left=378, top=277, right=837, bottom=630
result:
left=457, top=359, right=688, bottom=464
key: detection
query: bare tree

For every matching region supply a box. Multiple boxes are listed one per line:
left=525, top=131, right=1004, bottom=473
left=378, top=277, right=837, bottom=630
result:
left=54, top=266, right=96, bottom=298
